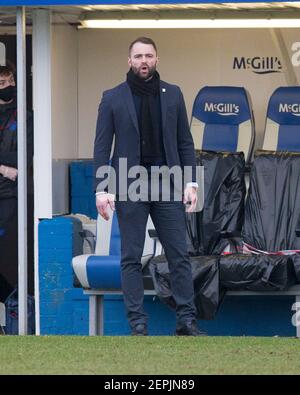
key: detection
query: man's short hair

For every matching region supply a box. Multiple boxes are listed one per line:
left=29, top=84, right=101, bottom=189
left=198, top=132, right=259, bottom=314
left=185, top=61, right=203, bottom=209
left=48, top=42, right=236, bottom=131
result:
left=129, top=37, right=157, bottom=55
left=0, top=63, right=15, bottom=77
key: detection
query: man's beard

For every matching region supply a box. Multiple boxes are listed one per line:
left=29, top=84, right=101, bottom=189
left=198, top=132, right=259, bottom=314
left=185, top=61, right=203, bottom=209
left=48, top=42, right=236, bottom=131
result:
left=132, top=64, right=156, bottom=80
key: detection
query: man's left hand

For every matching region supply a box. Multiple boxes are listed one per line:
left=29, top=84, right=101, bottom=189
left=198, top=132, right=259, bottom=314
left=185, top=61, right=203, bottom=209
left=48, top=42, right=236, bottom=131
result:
left=183, top=186, right=198, bottom=213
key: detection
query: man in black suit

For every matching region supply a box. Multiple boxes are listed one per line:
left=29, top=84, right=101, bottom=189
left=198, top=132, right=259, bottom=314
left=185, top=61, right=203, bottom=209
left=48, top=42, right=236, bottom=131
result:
left=94, top=37, right=204, bottom=336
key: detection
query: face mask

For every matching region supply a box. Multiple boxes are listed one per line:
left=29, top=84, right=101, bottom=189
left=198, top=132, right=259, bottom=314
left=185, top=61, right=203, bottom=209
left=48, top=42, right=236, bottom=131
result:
left=0, top=85, right=16, bottom=102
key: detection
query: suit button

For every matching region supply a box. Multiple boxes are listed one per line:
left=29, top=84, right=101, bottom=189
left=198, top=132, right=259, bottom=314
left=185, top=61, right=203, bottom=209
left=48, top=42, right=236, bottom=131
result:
left=142, top=140, right=146, bottom=145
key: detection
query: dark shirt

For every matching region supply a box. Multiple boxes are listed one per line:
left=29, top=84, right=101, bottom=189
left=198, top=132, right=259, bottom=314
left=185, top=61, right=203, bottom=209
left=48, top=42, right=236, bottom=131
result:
left=132, top=93, right=166, bottom=167
left=0, top=99, right=33, bottom=198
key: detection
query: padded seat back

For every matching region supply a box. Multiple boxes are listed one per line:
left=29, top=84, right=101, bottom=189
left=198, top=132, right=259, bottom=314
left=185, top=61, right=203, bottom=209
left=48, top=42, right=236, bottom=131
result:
left=95, top=209, right=121, bottom=256
left=94, top=210, right=154, bottom=257
left=263, top=87, right=300, bottom=151
left=191, top=86, right=255, bottom=163
left=72, top=210, right=155, bottom=289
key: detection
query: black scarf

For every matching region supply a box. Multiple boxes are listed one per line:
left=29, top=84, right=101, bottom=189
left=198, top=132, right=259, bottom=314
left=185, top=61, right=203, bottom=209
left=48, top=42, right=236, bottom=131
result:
left=127, top=69, right=163, bottom=164
left=126, top=68, right=160, bottom=96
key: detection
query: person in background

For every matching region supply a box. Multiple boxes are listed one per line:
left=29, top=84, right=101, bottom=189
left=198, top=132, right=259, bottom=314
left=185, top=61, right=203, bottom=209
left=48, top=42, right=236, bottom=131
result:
left=0, top=63, right=34, bottom=304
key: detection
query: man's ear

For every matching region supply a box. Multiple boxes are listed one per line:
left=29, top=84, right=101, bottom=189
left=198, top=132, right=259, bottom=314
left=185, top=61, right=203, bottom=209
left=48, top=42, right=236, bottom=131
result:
left=128, top=58, right=131, bottom=68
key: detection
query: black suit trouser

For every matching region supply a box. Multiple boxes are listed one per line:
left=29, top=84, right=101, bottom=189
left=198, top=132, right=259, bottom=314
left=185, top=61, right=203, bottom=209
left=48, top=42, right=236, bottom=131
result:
left=0, top=197, right=34, bottom=301
left=115, top=199, right=196, bottom=329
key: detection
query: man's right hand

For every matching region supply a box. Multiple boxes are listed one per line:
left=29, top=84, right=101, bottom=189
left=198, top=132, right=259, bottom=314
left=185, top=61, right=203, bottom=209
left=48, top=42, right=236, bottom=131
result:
left=96, top=193, right=115, bottom=221
left=0, top=165, right=18, bottom=181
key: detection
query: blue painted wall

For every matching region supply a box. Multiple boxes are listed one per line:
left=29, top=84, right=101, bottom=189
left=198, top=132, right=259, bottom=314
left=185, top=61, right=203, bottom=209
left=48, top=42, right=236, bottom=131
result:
left=103, top=295, right=296, bottom=336
left=39, top=216, right=89, bottom=335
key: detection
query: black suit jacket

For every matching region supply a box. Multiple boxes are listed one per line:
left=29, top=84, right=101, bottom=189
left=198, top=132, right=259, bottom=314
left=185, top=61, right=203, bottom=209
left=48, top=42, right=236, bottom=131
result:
left=93, top=80, right=196, bottom=194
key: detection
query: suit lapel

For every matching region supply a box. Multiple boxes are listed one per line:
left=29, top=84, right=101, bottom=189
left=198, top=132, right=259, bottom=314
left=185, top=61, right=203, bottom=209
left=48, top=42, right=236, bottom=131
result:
left=160, top=81, right=168, bottom=134
left=123, top=81, right=168, bottom=135
left=123, top=83, right=139, bottom=135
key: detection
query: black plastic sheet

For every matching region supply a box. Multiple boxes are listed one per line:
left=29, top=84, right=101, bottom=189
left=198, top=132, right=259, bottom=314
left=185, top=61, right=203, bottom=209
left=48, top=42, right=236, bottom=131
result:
left=148, top=252, right=298, bottom=321
left=149, top=255, right=176, bottom=310
left=191, top=256, right=225, bottom=320
left=149, top=254, right=223, bottom=320
left=147, top=151, right=300, bottom=321
left=219, top=254, right=296, bottom=291
left=243, top=151, right=300, bottom=251
left=185, top=212, right=199, bottom=256
left=289, top=254, right=300, bottom=283
left=187, top=150, right=246, bottom=255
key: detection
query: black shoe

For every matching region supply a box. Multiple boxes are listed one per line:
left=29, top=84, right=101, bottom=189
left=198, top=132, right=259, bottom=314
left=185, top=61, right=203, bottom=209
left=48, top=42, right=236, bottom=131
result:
left=131, top=323, right=148, bottom=336
left=175, top=321, right=207, bottom=336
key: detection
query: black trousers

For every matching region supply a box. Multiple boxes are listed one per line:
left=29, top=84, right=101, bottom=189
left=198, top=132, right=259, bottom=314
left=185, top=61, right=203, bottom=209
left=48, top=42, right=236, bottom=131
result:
left=115, top=199, right=196, bottom=330
left=0, top=197, right=34, bottom=302
left=0, top=197, right=17, bottom=229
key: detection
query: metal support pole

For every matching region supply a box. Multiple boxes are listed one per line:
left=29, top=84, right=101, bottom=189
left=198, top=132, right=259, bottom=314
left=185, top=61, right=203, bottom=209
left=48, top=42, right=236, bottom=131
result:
left=32, top=8, right=52, bottom=336
left=89, top=295, right=104, bottom=336
left=16, top=6, right=28, bottom=335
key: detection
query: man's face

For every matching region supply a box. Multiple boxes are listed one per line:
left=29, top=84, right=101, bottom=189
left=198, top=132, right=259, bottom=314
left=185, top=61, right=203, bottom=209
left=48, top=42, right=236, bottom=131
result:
left=128, top=42, right=158, bottom=80
left=0, top=73, right=15, bottom=90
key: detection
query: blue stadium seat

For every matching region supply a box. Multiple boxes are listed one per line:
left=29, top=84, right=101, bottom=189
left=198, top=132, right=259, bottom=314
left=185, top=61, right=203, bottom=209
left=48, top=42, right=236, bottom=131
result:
left=263, top=87, right=300, bottom=151
left=72, top=211, right=157, bottom=290
left=191, top=86, right=255, bottom=163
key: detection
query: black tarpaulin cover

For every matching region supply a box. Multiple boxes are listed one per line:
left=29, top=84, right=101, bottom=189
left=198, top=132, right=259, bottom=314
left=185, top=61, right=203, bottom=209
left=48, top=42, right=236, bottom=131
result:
left=149, top=254, right=224, bottom=320
left=290, top=254, right=300, bottom=283
left=185, top=212, right=199, bottom=256
left=148, top=151, right=300, bottom=320
left=242, top=151, right=300, bottom=252
left=191, top=256, right=225, bottom=320
left=187, top=150, right=246, bottom=255
left=219, top=254, right=296, bottom=291
left=148, top=252, right=297, bottom=320
left=148, top=255, right=176, bottom=311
